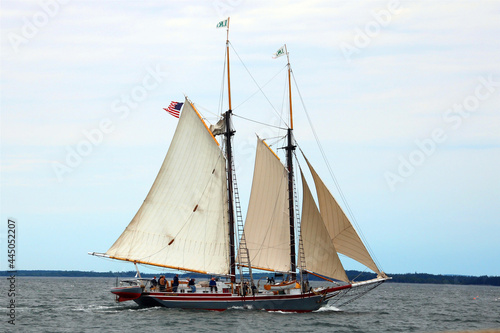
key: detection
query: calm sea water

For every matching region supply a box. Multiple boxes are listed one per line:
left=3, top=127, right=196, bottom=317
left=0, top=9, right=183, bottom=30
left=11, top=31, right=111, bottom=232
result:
left=3, top=277, right=499, bottom=333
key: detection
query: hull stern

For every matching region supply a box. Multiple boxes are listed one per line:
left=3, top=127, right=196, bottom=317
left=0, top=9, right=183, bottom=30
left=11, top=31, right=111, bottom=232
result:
left=111, top=285, right=143, bottom=302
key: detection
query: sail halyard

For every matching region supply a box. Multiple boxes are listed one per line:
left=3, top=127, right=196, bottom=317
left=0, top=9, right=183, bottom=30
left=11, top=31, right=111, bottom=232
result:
left=104, top=99, right=230, bottom=275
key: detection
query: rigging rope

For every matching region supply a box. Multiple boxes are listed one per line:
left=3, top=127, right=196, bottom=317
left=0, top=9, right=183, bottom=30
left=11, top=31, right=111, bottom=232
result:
left=233, top=64, right=288, bottom=112
left=232, top=113, right=287, bottom=130
left=265, top=135, right=287, bottom=149
left=219, top=46, right=227, bottom=116
left=228, top=42, right=288, bottom=126
left=290, top=71, right=383, bottom=272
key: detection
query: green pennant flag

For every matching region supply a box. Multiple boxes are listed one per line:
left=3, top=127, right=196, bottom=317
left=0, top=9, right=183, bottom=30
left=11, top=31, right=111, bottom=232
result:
left=216, top=19, right=228, bottom=29
left=273, top=45, right=286, bottom=59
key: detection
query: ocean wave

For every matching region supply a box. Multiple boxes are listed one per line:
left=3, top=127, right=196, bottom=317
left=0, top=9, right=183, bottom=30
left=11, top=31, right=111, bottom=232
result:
left=227, top=305, right=256, bottom=311
left=315, top=304, right=342, bottom=312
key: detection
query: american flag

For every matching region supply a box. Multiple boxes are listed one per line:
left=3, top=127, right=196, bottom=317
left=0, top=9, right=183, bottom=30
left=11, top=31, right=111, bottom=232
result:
left=164, top=101, right=183, bottom=118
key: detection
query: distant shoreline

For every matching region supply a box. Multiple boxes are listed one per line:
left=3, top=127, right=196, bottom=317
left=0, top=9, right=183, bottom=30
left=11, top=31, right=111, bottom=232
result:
left=2, top=270, right=499, bottom=286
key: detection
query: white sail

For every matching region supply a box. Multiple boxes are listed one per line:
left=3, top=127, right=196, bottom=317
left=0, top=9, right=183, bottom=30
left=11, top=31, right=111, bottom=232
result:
left=300, top=168, right=349, bottom=282
left=240, top=138, right=291, bottom=272
left=106, top=98, right=230, bottom=275
left=304, top=156, right=381, bottom=274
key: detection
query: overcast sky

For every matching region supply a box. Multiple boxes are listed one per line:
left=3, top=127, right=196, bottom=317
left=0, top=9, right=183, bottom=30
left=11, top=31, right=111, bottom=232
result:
left=1, top=0, right=499, bottom=276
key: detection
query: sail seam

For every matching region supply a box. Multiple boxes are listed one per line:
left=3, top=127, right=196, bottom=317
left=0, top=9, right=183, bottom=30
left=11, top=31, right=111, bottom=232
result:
left=134, top=154, right=226, bottom=267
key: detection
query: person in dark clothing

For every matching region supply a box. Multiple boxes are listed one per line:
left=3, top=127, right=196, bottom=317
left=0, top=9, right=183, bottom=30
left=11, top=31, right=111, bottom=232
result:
left=151, top=276, right=158, bottom=291
left=209, top=277, right=217, bottom=293
left=172, top=274, right=179, bottom=292
left=188, top=278, right=196, bottom=293
left=251, top=284, right=257, bottom=295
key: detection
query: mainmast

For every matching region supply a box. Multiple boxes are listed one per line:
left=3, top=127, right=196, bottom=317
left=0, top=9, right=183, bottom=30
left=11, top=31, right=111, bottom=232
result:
left=222, top=17, right=236, bottom=283
left=283, top=45, right=297, bottom=279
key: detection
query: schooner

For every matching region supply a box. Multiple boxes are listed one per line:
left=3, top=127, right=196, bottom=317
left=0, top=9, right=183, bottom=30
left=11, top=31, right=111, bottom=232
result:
left=89, top=18, right=389, bottom=312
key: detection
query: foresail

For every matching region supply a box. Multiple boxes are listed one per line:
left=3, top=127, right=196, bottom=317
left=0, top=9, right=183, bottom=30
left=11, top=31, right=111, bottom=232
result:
left=106, top=98, right=230, bottom=275
left=304, top=156, right=381, bottom=274
left=239, top=138, right=291, bottom=273
left=300, top=168, right=349, bottom=282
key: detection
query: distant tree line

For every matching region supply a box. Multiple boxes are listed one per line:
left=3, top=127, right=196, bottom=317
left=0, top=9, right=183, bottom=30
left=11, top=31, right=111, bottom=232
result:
left=344, top=270, right=500, bottom=286
left=1, top=270, right=499, bottom=286
left=386, top=272, right=500, bottom=286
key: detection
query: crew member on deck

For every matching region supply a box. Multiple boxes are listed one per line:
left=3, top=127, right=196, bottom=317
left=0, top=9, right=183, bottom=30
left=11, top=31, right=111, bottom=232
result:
left=188, top=278, right=196, bottom=293
left=242, top=281, right=249, bottom=296
left=251, top=283, right=257, bottom=295
left=209, top=277, right=217, bottom=293
left=172, top=274, right=179, bottom=292
left=151, top=276, right=158, bottom=291
left=158, top=275, right=166, bottom=292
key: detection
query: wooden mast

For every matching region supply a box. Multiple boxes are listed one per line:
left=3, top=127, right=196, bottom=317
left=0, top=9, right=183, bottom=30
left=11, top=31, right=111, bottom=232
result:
left=226, top=18, right=232, bottom=111
left=287, top=45, right=293, bottom=130
left=223, top=17, right=237, bottom=283
left=284, top=45, right=297, bottom=280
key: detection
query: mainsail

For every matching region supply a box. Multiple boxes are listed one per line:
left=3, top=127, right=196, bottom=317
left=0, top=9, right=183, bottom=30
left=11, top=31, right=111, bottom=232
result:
left=240, top=138, right=291, bottom=273
left=299, top=168, right=349, bottom=282
left=106, top=98, right=230, bottom=275
left=303, top=156, right=381, bottom=275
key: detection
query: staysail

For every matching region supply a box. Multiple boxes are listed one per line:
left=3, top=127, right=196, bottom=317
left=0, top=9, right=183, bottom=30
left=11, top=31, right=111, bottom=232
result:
left=240, top=138, right=291, bottom=273
left=299, top=168, right=349, bottom=282
left=105, top=98, right=230, bottom=275
left=303, top=156, right=381, bottom=274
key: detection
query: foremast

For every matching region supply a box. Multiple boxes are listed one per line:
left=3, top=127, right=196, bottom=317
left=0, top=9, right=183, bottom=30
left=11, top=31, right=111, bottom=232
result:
left=283, top=45, right=297, bottom=280
left=222, top=18, right=237, bottom=284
